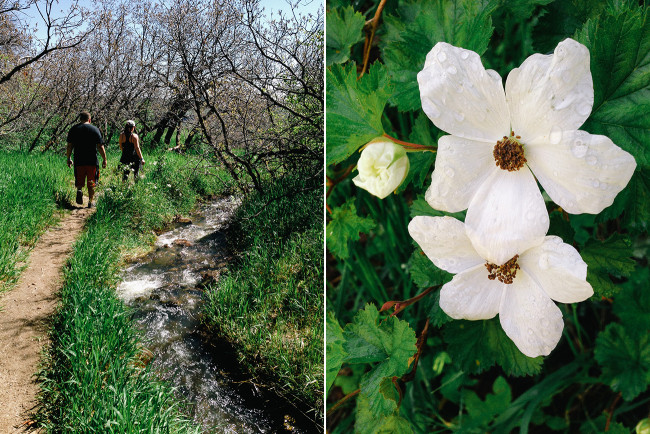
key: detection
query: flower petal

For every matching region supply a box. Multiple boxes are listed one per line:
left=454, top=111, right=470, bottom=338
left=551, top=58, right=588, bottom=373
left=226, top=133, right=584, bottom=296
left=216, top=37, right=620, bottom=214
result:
left=506, top=38, right=593, bottom=142
left=499, top=271, right=564, bottom=357
left=526, top=130, right=637, bottom=214
left=519, top=236, right=593, bottom=303
left=408, top=216, right=484, bottom=274
left=439, top=264, right=504, bottom=320
left=425, top=135, right=498, bottom=212
left=418, top=42, right=510, bottom=143
left=465, top=166, right=548, bottom=265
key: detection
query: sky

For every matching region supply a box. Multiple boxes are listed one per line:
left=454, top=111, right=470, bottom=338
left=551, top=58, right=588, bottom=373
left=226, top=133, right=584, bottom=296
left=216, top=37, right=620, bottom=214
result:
left=22, top=0, right=322, bottom=47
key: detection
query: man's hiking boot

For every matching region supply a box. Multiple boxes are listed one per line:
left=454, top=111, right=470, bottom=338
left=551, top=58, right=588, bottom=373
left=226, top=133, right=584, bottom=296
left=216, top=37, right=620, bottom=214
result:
left=76, top=189, right=83, bottom=205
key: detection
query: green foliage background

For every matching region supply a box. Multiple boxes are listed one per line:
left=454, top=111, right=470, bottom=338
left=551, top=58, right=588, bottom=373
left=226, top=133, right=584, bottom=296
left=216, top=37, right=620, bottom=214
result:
left=326, top=0, right=650, bottom=432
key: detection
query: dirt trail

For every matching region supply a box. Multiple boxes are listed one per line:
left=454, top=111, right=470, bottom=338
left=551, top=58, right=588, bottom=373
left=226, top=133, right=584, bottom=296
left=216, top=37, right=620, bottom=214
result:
left=0, top=205, right=94, bottom=433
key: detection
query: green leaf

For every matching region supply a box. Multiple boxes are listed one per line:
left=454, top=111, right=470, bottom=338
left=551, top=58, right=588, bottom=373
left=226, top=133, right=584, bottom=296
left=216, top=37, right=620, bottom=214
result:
left=326, top=312, right=347, bottom=395
left=326, top=6, right=366, bottom=66
left=326, top=199, right=376, bottom=259
left=424, top=289, right=453, bottom=328
left=326, top=62, right=393, bottom=165
left=594, top=323, right=650, bottom=401
left=461, top=376, right=512, bottom=430
left=343, top=303, right=417, bottom=367
left=356, top=392, right=414, bottom=434
left=395, top=114, right=440, bottom=193
left=409, top=195, right=466, bottom=221
left=381, top=0, right=498, bottom=111
left=613, top=267, right=650, bottom=332
left=580, top=234, right=635, bottom=298
left=576, top=3, right=650, bottom=168
left=343, top=304, right=417, bottom=415
left=407, top=248, right=453, bottom=289
left=444, top=318, right=543, bottom=376
left=498, top=0, right=553, bottom=21
left=547, top=210, right=575, bottom=244
left=532, top=0, right=606, bottom=53
left=597, top=168, right=650, bottom=232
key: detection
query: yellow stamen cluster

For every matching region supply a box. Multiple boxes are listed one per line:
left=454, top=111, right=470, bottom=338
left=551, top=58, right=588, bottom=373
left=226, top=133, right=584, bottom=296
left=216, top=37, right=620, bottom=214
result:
left=493, top=131, right=526, bottom=171
left=485, top=254, right=520, bottom=284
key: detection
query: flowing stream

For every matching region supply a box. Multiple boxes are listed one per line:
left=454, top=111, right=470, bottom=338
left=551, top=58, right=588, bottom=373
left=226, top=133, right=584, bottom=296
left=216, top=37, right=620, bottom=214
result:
left=116, top=197, right=314, bottom=433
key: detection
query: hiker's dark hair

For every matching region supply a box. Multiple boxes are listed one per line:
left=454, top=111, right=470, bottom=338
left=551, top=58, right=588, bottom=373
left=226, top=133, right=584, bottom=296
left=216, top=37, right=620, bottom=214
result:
left=79, top=111, right=91, bottom=122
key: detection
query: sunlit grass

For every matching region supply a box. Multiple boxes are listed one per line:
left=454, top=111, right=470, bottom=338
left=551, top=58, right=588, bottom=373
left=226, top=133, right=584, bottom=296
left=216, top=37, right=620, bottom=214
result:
left=0, top=151, right=72, bottom=293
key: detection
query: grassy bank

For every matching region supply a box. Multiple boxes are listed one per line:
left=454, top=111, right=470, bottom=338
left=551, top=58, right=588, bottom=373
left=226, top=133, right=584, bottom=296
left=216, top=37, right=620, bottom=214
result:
left=36, top=151, right=226, bottom=431
left=0, top=151, right=72, bottom=293
left=202, top=174, right=324, bottom=422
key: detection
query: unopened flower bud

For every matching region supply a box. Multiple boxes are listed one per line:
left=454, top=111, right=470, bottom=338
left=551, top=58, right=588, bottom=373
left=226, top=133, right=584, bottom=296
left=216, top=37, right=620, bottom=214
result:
left=352, top=138, right=409, bottom=199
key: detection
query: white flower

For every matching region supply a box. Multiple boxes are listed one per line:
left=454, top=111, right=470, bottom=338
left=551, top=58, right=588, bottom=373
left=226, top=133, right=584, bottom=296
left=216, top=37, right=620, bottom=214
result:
left=408, top=215, right=593, bottom=358
left=352, top=138, right=410, bottom=199
left=418, top=38, right=636, bottom=265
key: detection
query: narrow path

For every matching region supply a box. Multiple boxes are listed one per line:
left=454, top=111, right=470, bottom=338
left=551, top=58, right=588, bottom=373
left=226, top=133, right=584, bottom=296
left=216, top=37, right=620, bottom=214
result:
left=0, top=205, right=94, bottom=433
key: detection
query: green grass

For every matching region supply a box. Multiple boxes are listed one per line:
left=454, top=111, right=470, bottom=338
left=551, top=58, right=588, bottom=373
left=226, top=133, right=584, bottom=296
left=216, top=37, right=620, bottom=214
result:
left=35, top=151, right=226, bottom=432
left=202, top=174, right=324, bottom=422
left=0, top=151, right=73, bottom=293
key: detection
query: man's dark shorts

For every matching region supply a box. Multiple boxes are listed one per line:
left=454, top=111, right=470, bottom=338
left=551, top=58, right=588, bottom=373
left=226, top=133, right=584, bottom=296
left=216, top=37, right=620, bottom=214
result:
left=74, top=165, right=99, bottom=190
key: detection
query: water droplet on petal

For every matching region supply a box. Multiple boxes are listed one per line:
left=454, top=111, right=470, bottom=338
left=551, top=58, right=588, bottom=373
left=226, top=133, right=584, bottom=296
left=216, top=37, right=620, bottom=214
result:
left=437, top=51, right=447, bottom=62
left=460, top=50, right=469, bottom=60
left=549, top=125, right=562, bottom=145
left=528, top=328, right=534, bottom=335
left=571, top=140, right=588, bottom=158
left=444, top=167, right=455, bottom=178
left=538, top=253, right=550, bottom=270
left=592, top=180, right=600, bottom=188
left=525, top=209, right=536, bottom=221
left=447, top=65, right=457, bottom=75
left=553, top=170, right=559, bottom=177
left=600, top=183, right=608, bottom=191
left=439, top=182, right=450, bottom=197
left=586, top=155, right=598, bottom=166
left=454, top=112, right=465, bottom=122
left=541, top=318, right=550, bottom=327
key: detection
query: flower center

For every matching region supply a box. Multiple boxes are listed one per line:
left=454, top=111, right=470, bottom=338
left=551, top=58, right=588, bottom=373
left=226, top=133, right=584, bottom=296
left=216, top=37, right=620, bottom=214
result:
left=493, top=131, right=526, bottom=171
left=485, top=254, right=520, bottom=284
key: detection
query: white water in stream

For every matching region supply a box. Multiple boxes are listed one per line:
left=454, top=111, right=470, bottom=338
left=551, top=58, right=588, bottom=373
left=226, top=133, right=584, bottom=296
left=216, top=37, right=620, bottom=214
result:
left=116, top=197, right=313, bottom=433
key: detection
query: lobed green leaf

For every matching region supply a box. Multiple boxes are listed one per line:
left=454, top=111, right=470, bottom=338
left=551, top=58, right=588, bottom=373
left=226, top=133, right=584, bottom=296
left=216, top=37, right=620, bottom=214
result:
left=381, top=0, right=498, bottom=111
left=326, top=6, right=366, bottom=66
left=326, top=311, right=347, bottom=395
left=326, top=199, right=376, bottom=259
left=577, top=2, right=650, bottom=169
left=594, top=323, right=650, bottom=401
left=326, top=62, right=393, bottom=166
left=444, top=318, right=544, bottom=376
left=580, top=233, right=635, bottom=298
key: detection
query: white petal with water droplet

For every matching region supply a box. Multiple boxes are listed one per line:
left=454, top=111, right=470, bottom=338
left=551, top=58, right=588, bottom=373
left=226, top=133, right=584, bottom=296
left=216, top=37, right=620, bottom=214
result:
left=505, top=38, right=593, bottom=142
left=425, top=135, right=497, bottom=213
left=439, top=264, right=504, bottom=320
left=418, top=42, right=510, bottom=143
left=526, top=130, right=637, bottom=214
left=408, top=216, right=484, bottom=274
left=499, top=271, right=564, bottom=357
left=519, top=236, right=593, bottom=304
left=465, top=166, right=548, bottom=265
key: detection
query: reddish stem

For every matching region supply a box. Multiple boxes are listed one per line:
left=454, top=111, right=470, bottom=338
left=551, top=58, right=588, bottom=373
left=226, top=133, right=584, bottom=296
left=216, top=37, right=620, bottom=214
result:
left=327, top=388, right=360, bottom=416
left=383, top=133, right=437, bottom=151
left=360, top=0, right=388, bottom=78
